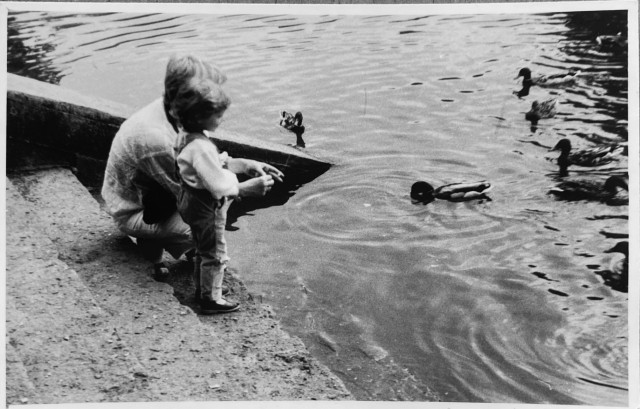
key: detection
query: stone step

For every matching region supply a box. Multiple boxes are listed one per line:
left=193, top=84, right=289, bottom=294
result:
left=5, top=312, right=37, bottom=404
left=5, top=178, right=152, bottom=404
left=6, top=167, right=351, bottom=403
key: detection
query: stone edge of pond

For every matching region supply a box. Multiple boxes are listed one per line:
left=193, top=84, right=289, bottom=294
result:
left=5, top=167, right=352, bottom=404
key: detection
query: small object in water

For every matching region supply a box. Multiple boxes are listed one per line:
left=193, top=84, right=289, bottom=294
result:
left=525, top=98, right=558, bottom=125
left=515, top=67, right=581, bottom=88
left=411, top=180, right=492, bottom=203
left=596, top=32, right=627, bottom=52
left=550, top=138, right=624, bottom=175
left=548, top=175, right=628, bottom=205
left=280, top=110, right=306, bottom=148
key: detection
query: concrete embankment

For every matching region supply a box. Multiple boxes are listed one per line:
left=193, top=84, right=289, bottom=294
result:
left=5, top=167, right=352, bottom=404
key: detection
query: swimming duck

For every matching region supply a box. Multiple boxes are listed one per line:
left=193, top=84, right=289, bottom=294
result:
left=280, top=110, right=306, bottom=148
left=525, top=98, right=558, bottom=125
left=548, top=175, right=628, bottom=204
left=515, top=67, right=581, bottom=88
left=411, top=180, right=492, bottom=203
left=599, top=241, right=628, bottom=292
left=551, top=138, right=624, bottom=174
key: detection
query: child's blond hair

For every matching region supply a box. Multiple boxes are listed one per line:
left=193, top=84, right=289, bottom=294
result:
left=170, top=77, right=231, bottom=133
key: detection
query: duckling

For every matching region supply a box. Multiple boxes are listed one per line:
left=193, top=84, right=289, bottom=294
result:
left=280, top=110, right=305, bottom=148
left=515, top=67, right=581, bottom=88
left=411, top=180, right=492, bottom=203
left=600, top=241, right=628, bottom=292
left=525, top=98, right=558, bottom=125
left=551, top=138, right=624, bottom=174
left=548, top=175, right=628, bottom=204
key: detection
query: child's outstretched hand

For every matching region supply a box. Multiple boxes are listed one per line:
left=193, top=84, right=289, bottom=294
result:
left=239, top=175, right=275, bottom=198
left=262, top=165, right=284, bottom=183
left=227, top=158, right=284, bottom=183
left=245, top=161, right=284, bottom=183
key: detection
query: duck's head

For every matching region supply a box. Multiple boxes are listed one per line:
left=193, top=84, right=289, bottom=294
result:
left=410, top=181, right=436, bottom=203
left=604, top=241, right=629, bottom=257
left=516, top=67, right=532, bottom=80
left=604, top=175, right=629, bottom=193
left=551, top=138, right=572, bottom=154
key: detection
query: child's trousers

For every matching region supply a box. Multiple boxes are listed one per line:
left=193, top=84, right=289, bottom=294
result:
left=177, top=186, right=231, bottom=302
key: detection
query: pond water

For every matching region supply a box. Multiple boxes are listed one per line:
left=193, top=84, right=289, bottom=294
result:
left=7, top=7, right=630, bottom=405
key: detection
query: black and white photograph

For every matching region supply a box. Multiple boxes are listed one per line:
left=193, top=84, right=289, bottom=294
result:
left=3, top=1, right=638, bottom=408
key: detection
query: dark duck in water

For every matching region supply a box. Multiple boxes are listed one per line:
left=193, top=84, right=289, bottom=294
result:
left=515, top=67, right=581, bottom=88
left=548, top=175, right=628, bottom=205
left=411, top=181, right=492, bottom=203
left=280, top=110, right=306, bottom=148
left=551, top=138, right=624, bottom=175
left=598, top=241, right=628, bottom=293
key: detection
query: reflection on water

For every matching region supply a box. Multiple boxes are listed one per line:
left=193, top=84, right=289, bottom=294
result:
left=7, top=9, right=630, bottom=405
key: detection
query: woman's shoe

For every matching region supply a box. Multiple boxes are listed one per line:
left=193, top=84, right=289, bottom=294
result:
left=200, top=298, right=240, bottom=314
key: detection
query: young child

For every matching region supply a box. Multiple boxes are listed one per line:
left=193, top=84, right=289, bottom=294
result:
left=170, top=77, right=241, bottom=314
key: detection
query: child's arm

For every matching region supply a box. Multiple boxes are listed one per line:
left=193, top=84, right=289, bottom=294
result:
left=220, top=154, right=280, bottom=198
left=225, top=157, right=284, bottom=182
left=188, top=140, right=240, bottom=199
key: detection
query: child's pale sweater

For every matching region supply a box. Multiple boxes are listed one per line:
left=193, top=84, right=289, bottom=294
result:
left=175, top=131, right=239, bottom=200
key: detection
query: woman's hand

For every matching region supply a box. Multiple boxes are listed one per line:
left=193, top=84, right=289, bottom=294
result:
left=238, top=175, right=275, bottom=198
left=227, top=158, right=284, bottom=183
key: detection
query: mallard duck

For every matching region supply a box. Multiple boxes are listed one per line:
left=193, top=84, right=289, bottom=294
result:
left=515, top=67, right=581, bottom=88
left=280, top=110, right=305, bottom=147
left=599, top=241, right=628, bottom=292
left=411, top=180, right=492, bottom=203
left=551, top=138, right=624, bottom=174
left=525, top=98, right=558, bottom=124
left=548, top=175, right=628, bottom=204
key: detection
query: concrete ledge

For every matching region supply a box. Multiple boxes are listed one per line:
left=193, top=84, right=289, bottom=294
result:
left=7, top=73, right=331, bottom=187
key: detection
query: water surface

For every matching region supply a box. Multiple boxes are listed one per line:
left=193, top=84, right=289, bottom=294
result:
left=7, top=9, right=630, bottom=404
